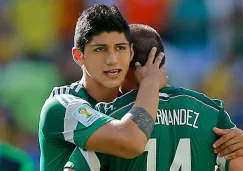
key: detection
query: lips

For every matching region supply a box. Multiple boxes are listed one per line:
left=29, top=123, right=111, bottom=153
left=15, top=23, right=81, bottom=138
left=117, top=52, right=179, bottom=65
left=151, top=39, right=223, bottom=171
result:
left=103, top=69, right=121, bottom=78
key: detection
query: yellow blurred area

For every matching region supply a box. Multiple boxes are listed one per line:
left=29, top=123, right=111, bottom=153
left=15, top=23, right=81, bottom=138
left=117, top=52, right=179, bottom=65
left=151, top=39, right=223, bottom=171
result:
left=10, top=0, right=60, bottom=53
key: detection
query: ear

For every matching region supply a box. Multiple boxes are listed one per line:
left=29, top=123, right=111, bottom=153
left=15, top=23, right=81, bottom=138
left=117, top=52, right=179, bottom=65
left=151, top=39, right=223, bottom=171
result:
left=130, top=43, right=134, bottom=62
left=72, top=47, right=84, bottom=66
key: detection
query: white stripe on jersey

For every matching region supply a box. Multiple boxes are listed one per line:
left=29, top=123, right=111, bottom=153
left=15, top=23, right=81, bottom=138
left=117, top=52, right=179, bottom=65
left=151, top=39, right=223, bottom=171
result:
left=60, top=87, right=64, bottom=94
left=55, top=94, right=79, bottom=108
left=158, top=94, right=220, bottom=112
left=63, top=101, right=80, bottom=144
left=56, top=95, right=68, bottom=108
left=48, top=87, right=56, bottom=98
left=60, top=94, right=72, bottom=104
left=75, top=84, right=82, bottom=93
left=78, top=148, right=101, bottom=171
left=159, top=92, right=169, bottom=98
left=54, top=88, right=58, bottom=96
left=109, top=102, right=134, bottom=116
left=106, top=93, right=221, bottom=117
left=217, top=156, right=227, bottom=171
left=65, top=87, right=70, bottom=94
left=62, top=99, right=89, bottom=144
left=70, top=82, right=78, bottom=89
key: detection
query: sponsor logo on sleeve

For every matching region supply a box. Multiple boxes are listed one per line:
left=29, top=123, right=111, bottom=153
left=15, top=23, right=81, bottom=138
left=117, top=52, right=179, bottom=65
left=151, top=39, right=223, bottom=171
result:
left=72, top=104, right=102, bottom=127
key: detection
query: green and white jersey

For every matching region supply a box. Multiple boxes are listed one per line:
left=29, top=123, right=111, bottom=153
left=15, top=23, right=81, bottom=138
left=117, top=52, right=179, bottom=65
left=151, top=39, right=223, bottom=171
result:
left=66, top=86, right=235, bottom=171
left=64, top=148, right=108, bottom=171
left=38, top=82, right=113, bottom=171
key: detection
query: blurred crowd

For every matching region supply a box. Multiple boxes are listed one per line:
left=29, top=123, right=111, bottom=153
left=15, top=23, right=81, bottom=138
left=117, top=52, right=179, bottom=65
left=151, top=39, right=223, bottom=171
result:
left=0, top=0, right=242, bottom=170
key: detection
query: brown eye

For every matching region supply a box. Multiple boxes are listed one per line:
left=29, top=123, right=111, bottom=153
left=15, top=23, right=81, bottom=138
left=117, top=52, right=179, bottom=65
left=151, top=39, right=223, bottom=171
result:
left=94, top=47, right=105, bottom=52
left=117, top=46, right=126, bottom=50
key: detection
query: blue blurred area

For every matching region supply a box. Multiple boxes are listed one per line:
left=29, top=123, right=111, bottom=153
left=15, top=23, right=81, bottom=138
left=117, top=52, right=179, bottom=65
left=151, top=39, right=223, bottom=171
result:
left=0, top=0, right=242, bottom=170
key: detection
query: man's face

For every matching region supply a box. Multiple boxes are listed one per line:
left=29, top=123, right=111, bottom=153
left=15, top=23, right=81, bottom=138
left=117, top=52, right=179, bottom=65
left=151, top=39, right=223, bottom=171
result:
left=75, top=32, right=133, bottom=89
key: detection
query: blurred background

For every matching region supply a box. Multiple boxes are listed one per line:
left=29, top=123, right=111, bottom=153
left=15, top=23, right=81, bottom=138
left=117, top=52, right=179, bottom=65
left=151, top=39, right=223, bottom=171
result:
left=0, top=0, right=242, bottom=170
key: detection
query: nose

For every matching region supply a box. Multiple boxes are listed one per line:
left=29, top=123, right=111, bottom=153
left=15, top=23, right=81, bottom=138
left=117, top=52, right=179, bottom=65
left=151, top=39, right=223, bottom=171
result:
left=106, top=51, right=118, bottom=65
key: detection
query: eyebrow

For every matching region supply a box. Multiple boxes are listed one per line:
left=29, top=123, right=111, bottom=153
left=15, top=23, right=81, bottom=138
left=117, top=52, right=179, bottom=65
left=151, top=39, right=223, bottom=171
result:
left=91, top=42, right=130, bottom=47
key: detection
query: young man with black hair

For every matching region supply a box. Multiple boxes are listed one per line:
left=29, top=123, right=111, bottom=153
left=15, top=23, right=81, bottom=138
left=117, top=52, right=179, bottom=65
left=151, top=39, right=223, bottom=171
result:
left=39, top=5, right=167, bottom=171
left=64, top=24, right=243, bottom=171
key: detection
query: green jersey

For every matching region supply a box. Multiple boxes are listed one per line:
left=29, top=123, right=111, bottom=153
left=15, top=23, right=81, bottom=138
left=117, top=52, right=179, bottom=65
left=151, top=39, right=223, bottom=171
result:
left=0, top=143, right=35, bottom=171
left=66, top=86, right=235, bottom=171
left=39, top=82, right=113, bottom=171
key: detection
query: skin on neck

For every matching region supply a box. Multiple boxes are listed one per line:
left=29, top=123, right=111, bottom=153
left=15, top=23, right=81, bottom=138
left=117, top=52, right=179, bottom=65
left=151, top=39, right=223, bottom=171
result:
left=120, top=68, right=139, bottom=94
left=81, top=73, right=120, bottom=102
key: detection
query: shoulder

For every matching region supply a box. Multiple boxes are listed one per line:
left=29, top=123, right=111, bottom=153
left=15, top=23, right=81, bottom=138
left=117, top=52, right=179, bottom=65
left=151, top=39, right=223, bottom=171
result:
left=41, top=93, right=91, bottom=119
left=48, top=82, right=83, bottom=98
left=40, top=85, right=91, bottom=130
left=96, top=89, right=137, bottom=113
left=97, top=89, right=137, bottom=106
left=161, top=86, right=224, bottom=112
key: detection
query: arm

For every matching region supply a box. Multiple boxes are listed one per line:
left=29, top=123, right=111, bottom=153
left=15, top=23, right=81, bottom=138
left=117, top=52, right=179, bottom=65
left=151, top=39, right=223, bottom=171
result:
left=85, top=49, right=167, bottom=158
left=228, top=157, right=243, bottom=171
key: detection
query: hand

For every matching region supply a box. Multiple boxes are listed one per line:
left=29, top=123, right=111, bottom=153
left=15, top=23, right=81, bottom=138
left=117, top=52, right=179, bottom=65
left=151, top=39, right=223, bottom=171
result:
left=213, top=127, right=243, bottom=159
left=134, top=47, right=167, bottom=88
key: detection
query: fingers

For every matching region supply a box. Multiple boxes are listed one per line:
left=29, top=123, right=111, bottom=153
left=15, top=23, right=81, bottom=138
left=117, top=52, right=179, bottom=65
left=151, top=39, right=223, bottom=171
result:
left=146, top=47, right=157, bottom=65
left=213, top=127, right=231, bottom=136
left=214, top=128, right=243, bottom=159
left=135, top=62, right=142, bottom=70
left=225, top=149, right=243, bottom=160
left=215, top=135, right=241, bottom=154
left=213, top=129, right=236, bottom=148
left=215, top=136, right=240, bottom=153
left=160, top=64, right=166, bottom=72
left=154, top=52, right=164, bottom=68
left=218, top=141, right=243, bottom=158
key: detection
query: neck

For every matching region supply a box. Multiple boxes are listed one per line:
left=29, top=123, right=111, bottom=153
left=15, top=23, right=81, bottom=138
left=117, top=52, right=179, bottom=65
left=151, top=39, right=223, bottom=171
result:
left=120, top=69, right=139, bottom=94
left=80, top=74, right=119, bottom=102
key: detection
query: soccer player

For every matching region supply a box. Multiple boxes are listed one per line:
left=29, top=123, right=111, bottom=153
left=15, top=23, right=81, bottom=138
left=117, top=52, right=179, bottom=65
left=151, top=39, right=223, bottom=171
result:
left=39, top=5, right=167, bottom=171
left=64, top=24, right=243, bottom=171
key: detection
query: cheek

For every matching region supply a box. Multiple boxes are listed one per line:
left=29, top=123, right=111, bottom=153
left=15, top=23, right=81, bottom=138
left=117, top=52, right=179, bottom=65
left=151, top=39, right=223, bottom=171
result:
left=84, top=58, right=103, bottom=76
left=119, top=52, right=132, bottom=66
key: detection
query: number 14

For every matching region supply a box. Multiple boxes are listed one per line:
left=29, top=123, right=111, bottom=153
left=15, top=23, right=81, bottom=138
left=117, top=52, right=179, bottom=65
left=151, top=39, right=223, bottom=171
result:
left=145, top=138, right=191, bottom=171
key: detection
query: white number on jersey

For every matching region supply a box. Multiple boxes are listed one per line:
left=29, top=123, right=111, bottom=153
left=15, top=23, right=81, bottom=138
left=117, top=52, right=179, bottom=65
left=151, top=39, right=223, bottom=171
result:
left=169, top=138, right=191, bottom=171
left=145, top=138, right=191, bottom=171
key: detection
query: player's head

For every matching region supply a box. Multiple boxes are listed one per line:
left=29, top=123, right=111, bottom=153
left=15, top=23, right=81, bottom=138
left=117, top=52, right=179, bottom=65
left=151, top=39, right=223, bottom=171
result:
left=129, top=24, right=165, bottom=69
left=121, top=24, right=165, bottom=93
left=72, top=4, right=134, bottom=89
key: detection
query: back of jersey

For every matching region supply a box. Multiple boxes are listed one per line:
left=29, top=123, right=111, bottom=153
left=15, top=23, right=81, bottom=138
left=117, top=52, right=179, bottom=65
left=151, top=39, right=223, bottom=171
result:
left=97, top=86, right=235, bottom=171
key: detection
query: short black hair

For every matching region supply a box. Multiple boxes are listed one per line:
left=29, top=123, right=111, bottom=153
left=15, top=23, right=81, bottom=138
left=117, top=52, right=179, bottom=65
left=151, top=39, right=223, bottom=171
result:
left=129, top=24, right=165, bottom=68
left=74, top=4, right=132, bottom=52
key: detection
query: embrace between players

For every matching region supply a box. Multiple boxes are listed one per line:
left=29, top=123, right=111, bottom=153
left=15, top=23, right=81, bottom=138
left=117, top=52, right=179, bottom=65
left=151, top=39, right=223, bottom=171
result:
left=39, top=4, right=243, bottom=171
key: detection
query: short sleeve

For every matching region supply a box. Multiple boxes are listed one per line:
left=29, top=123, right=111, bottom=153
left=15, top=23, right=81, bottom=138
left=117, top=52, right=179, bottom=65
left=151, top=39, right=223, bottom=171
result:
left=40, top=94, right=114, bottom=149
left=215, top=100, right=236, bottom=171
left=216, top=100, right=236, bottom=129
left=64, top=147, right=91, bottom=171
left=64, top=147, right=101, bottom=171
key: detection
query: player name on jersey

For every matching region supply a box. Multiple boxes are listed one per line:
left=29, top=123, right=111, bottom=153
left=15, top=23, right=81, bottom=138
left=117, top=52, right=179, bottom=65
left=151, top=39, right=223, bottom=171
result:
left=155, top=109, right=199, bottom=128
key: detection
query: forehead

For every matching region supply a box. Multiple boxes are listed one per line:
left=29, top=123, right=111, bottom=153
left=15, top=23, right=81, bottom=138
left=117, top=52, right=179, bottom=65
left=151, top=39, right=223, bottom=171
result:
left=88, top=32, right=129, bottom=46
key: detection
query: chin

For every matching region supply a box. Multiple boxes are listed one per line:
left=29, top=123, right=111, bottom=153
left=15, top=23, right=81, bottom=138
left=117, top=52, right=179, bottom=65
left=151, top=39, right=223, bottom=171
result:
left=103, top=80, right=122, bottom=89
